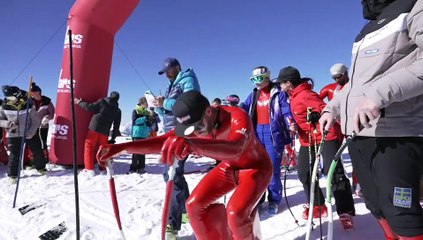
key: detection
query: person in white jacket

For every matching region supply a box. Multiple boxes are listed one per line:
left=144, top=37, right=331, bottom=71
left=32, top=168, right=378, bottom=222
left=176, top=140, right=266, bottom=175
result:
left=0, top=85, right=47, bottom=180
left=319, top=0, right=423, bottom=239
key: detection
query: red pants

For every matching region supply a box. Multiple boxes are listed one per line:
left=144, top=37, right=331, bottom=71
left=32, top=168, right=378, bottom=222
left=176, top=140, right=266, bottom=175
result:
left=84, top=130, right=108, bottom=170
left=186, top=162, right=271, bottom=240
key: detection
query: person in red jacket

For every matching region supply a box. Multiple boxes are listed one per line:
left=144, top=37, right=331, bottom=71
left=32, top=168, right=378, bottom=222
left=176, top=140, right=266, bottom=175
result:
left=319, top=63, right=349, bottom=102
left=97, top=90, right=272, bottom=240
left=278, top=66, right=355, bottom=229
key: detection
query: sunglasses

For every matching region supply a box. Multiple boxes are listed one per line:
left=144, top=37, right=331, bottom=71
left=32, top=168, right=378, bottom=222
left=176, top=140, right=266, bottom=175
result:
left=332, top=72, right=344, bottom=80
left=250, top=73, right=269, bottom=84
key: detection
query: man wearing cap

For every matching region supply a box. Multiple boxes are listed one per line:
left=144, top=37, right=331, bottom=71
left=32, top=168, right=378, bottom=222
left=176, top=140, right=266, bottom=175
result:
left=151, top=57, right=201, bottom=236
left=319, top=64, right=362, bottom=197
left=240, top=66, right=293, bottom=215
left=319, top=63, right=349, bottom=102
left=97, top=90, right=272, bottom=240
left=74, top=91, right=121, bottom=176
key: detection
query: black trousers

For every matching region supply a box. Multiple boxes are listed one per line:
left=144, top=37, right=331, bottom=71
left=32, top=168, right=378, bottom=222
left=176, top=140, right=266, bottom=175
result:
left=297, top=139, right=355, bottom=215
left=39, top=127, right=49, bottom=150
left=7, top=133, right=47, bottom=177
left=129, top=137, right=146, bottom=171
left=349, top=137, right=423, bottom=237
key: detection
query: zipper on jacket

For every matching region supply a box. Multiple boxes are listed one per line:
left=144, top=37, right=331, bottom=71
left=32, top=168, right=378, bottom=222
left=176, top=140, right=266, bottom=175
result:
left=345, top=35, right=365, bottom=134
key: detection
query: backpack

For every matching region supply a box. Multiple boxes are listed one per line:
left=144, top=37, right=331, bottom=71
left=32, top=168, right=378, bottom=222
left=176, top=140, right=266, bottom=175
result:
left=132, top=116, right=150, bottom=138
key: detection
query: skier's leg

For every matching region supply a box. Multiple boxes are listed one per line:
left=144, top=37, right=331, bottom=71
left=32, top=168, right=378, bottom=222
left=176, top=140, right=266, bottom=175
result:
left=374, top=138, right=423, bottom=237
left=227, top=168, right=272, bottom=240
left=186, top=163, right=236, bottom=239
left=168, top=157, right=189, bottom=231
left=7, top=137, right=21, bottom=177
left=322, top=140, right=355, bottom=215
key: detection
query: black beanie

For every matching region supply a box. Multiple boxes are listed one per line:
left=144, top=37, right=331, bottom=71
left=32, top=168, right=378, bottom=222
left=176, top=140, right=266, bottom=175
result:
left=110, top=91, right=120, bottom=101
left=31, top=82, right=42, bottom=92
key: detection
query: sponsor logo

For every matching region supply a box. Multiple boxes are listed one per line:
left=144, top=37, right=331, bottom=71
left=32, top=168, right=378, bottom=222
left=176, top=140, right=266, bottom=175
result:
left=64, top=26, right=84, bottom=49
left=393, top=187, right=412, bottom=208
left=176, top=115, right=191, bottom=124
left=365, top=49, right=379, bottom=55
left=235, top=128, right=248, bottom=138
left=57, top=69, right=76, bottom=93
left=52, top=123, right=69, bottom=140
left=378, top=19, right=386, bottom=24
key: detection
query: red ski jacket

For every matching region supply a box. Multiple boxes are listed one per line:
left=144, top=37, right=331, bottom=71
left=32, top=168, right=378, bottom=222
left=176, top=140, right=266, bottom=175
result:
left=290, top=82, right=343, bottom=146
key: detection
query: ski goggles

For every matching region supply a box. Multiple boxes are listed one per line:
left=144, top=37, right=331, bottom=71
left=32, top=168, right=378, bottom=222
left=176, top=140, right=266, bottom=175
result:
left=250, top=73, right=269, bottom=84
left=226, top=96, right=239, bottom=103
left=332, top=72, right=344, bottom=80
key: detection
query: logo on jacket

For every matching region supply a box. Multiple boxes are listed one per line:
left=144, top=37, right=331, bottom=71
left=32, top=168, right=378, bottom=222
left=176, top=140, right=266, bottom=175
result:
left=365, top=49, right=379, bottom=55
left=393, top=187, right=412, bottom=208
left=235, top=128, right=248, bottom=137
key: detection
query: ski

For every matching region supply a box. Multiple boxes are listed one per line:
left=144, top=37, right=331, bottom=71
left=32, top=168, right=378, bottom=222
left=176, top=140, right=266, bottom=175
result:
left=39, top=221, right=67, bottom=240
left=18, top=202, right=44, bottom=215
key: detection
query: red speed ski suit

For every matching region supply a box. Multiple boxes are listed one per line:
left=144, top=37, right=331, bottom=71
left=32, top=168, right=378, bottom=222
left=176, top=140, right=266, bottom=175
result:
left=97, top=106, right=272, bottom=240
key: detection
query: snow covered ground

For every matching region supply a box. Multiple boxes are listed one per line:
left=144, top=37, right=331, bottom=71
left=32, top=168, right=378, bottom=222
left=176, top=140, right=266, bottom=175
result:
left=0, top=149, right=386, bottom=240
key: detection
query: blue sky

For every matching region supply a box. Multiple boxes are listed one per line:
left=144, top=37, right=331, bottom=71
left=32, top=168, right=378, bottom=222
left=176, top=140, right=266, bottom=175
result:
left=0, top=1, right=365, bottom=123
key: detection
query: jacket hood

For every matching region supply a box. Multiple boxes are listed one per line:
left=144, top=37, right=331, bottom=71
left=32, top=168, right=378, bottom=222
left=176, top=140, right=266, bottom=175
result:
left=104, top=97, right=119, bottom=107
left=173, top=68, right=197, bottom=85
left=291, top=82, right=313, bottom=98
left=362, top=0, right=395, bottom=20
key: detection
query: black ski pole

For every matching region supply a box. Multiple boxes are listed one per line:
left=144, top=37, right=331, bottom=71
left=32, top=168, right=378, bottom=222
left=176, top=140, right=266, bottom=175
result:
left=12, top=76, right=33, bottom=208
left=68, top=28, right=81, bottom=240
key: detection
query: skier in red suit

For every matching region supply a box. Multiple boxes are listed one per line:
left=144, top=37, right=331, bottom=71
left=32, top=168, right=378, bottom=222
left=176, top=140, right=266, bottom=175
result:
left=97, top=90, right=272, bottom=240
left=319, top=63, right=349, bottom=101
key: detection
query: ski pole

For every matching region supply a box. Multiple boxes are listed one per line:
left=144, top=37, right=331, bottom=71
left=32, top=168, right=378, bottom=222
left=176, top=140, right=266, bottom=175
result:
left=105, top=159, right=126, bottom=240
left=68, top=28, right=81, bottom=239
left=12, top=76, right=33, bottom=208
left=326, top=131, right=357, bottom=240
left=161, top=159, right=178, bottom=240
left=305, top=130, right=328, bottom=240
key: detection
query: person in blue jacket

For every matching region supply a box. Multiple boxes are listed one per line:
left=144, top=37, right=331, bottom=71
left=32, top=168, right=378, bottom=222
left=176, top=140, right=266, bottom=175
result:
left=240, top=66, right=293, bottom=214
left=151, top=57, right=201, bottom=238
left=128, top=97, right=151, bottom=174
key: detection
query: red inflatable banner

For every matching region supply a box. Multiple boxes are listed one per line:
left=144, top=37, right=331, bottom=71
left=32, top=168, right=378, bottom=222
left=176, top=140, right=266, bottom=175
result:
left=50, top=0, right=140, bottom=165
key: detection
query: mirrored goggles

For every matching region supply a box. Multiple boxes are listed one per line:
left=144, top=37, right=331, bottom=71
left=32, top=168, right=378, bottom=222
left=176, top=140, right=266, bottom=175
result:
left=332, top=72, right=344, bottom=80
left=226, top=96, right=239, bottom=103
left=250, top=73, right=269, bottom=84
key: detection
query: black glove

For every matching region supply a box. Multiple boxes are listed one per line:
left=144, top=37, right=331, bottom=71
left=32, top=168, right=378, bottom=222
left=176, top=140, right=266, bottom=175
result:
left=307, top=111, right=320, bottom=125
left=108, top=139, right=116, bottom=144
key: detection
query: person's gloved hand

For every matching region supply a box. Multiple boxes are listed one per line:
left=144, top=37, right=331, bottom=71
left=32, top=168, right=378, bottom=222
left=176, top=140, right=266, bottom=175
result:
left=7, top=121, right=17, bottom=130
left=41, top=117, right=50, bottom=126
left=161, top=136, right=193, bottom=166
left=307, top=111, right=321, bottom=125
left=108, top=139, right=116, bottom=144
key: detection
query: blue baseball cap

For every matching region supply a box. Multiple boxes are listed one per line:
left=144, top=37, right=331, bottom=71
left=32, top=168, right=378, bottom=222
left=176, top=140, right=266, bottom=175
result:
left=158, top=57, right=180, bottom=75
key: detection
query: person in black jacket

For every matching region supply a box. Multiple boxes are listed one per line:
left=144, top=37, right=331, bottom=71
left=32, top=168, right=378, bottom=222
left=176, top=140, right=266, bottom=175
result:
left=74, top=91, right=121, bottom=176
